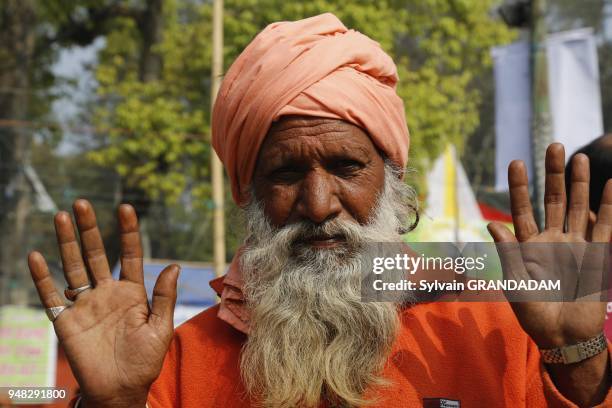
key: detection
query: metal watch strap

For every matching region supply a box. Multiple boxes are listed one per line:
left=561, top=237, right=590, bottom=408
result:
left=540, top=332, right=608, bottom=364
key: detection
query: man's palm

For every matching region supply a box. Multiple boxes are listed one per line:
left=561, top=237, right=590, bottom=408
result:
left=488, top=144, right=612, bottom=348
left=28, top=200, right=179, bottom=406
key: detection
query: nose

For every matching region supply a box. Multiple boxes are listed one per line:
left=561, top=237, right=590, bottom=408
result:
left=296, top=169, right=342, bottom=224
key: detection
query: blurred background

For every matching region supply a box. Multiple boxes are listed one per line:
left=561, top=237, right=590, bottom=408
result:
left=0, top=0, right=611, bottom=404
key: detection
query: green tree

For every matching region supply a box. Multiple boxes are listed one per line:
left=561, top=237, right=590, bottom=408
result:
left=90, top=0, right=210, bottom=204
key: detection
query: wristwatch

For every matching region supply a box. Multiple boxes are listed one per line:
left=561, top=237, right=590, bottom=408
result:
left=540, top=332, right=608, bottom=364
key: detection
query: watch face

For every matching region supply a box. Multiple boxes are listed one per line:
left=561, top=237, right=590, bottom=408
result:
left=560, top=345, right=582, bottom=364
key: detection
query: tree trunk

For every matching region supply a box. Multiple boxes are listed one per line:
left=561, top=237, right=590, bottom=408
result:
left=108, top=0, right=164, bottom=265
left=138, top=0, right=164, bottom=83
left=0, top=0, right=37, bottom=305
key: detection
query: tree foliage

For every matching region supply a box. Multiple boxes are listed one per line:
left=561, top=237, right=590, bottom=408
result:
left=0, top=0, right=141, bottom=302
left=90, top=0, right=515, bottom=203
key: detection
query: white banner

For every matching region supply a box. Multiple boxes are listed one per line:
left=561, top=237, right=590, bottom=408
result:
left=492, top=41, right=532, bottom=191
left=492, top=28, right=603, bottom=191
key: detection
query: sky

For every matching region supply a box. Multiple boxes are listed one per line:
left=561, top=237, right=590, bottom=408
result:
left=51, top=37, right=105, bottom=154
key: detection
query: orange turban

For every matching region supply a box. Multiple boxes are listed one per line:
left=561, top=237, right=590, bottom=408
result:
left=212, top=13, right=410, bottom=206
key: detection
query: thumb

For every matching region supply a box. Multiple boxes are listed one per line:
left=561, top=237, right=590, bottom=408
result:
left=150, top=264, right=180, bottom=328
left=486, top=221, right=516, bottom=243
left=486, top=222, right=530, bottom=299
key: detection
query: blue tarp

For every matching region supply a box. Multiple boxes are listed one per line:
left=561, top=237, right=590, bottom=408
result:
left=112, top=261, right=219, bottom=307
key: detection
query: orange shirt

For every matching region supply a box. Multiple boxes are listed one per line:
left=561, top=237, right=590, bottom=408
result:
left=147, top=301, right=612, bottom=407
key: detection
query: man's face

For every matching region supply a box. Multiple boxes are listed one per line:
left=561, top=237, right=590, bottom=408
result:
left=252, top=116, right=386, bottom=244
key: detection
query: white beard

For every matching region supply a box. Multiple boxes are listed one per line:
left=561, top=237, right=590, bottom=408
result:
left=239, top=163, right=417, bottom=408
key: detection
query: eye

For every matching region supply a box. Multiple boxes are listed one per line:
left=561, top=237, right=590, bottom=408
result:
left=267, top=165, right=303, bottom=183
left=329, top=159, right=365, bottom=178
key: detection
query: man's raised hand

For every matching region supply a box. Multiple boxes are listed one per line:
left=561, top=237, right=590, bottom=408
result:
left=487, top=144, right=611, bottom=406
left=28, top=200, right=179, bottom=408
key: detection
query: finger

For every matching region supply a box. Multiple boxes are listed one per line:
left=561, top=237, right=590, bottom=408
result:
left=586, top=211, right=597, bottom=241
left=28, top=252, right=65, bottom=308
left=118, top=204, right=144, bottom=284
left=567, top=153, right=590, bottom=237
left=508, top=160, right=539, bottom=241
left=592, top=179, right=612, bottom=243
left=150, top=264, right=180, bottom=328
left=486, top=222, right=530, bottom=301
left=73, top=199, right=112, bottom=284
left=54, top=212, right=91, bottom=291
left=487, top=221, right=517, bottom=243
left=544, top=143, right=566, bottom=231
left=576, top=241, right=607, bottom=302
left=486, top=223, right=526, bottom=280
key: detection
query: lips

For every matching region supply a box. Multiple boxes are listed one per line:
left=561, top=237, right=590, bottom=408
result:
left=299, top=234, right=346, bottom=248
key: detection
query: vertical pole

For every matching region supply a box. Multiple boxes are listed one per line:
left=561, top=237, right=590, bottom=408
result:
left=530, top=0, right=551, bottom=229
left=211, top=0, right=225, bottom=278
left=451, top=146, right=460, bottom=243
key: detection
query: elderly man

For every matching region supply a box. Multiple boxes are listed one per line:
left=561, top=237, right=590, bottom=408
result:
left=28, top=13, right=611, bottom=408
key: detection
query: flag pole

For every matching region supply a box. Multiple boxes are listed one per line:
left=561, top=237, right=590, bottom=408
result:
left=530, top=0, right=552, bottom=229
left=211, top=0, right=226, bottom=278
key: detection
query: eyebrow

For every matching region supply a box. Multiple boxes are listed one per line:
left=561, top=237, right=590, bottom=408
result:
left=337, top=144, right=372, bottom=162
left=257, top=142, right=374, bottom=174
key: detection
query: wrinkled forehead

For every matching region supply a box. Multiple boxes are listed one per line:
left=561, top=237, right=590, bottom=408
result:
left=257, top=116, right=384, bottom=165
